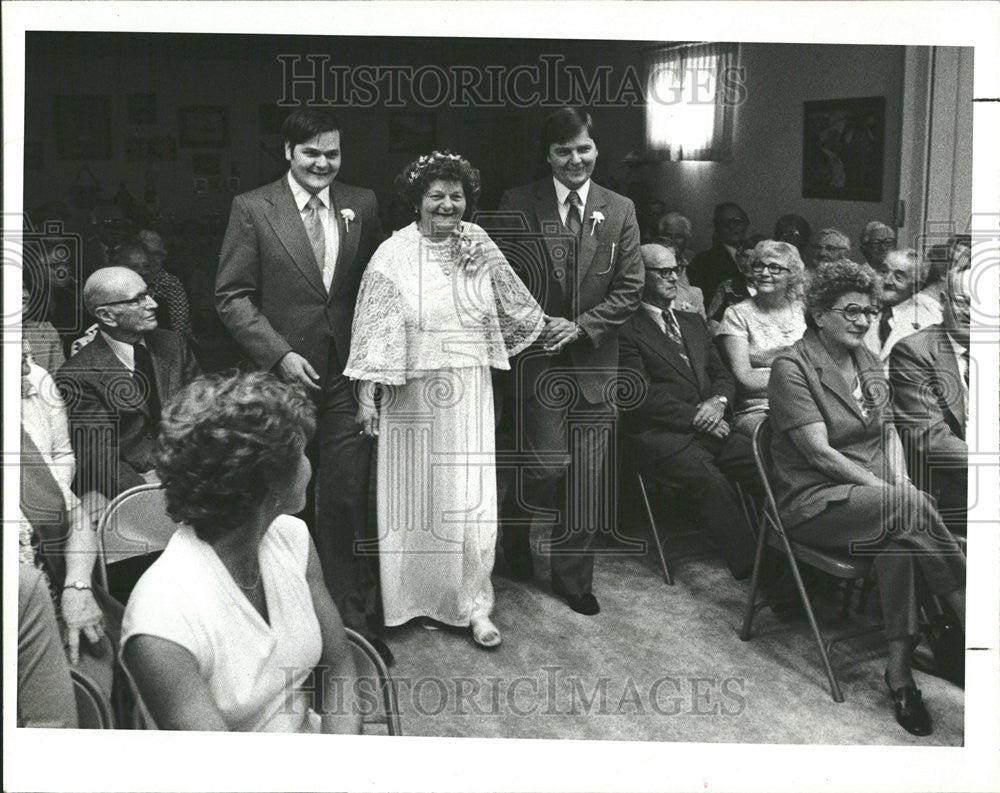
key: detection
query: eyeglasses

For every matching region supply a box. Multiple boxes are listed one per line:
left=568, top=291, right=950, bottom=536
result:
left=750, top=262, right=791, bottom=275
left=815, top=244, right=849, bottom=253
left=827, top=304, right=881, bottom=322
left=99, top=290, right=154, bottom=308
left=649, top=266, right=685, bottom=278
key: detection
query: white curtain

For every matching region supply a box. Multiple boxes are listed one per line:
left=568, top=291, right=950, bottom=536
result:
left=645, top=43, right=738, bottom=161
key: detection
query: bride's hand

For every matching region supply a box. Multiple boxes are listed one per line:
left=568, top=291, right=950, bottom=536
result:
left=356, top=404, right=379, bottom=437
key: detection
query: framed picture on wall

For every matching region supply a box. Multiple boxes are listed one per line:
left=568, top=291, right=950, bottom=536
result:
left=55, top=95, right=112, bottom=160
left=178, top=105, right=230, bottom=148
left=802, top=96, right=885, bottom=202
left=388, top=112, right=436, bottom=153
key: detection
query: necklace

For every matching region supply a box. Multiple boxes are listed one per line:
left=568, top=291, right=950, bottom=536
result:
left=232, top=563, right=262, bottom=591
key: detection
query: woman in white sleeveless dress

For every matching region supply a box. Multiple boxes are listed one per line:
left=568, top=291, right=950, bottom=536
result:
left=345, top=152, right=543, bottom=648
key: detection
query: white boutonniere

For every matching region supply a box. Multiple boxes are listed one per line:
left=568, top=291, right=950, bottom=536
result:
left=341, top=208, right=356, bottom=232
left=589, top=211, right=605, bottom=236
left=675, top=300, right=694, bottom=312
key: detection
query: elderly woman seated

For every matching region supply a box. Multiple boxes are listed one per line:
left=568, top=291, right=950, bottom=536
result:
left=715, top=240, right=807, bottom=436
left=122, top=371, right=360, bottom=732
left=768, top=260, right=966, bottom=736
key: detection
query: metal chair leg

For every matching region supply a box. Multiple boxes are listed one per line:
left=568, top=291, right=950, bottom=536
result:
left=740, top=513, right=771, bottom=640
left=840, top=579, right=857, bottom=620
left=637, top=473, right=673, bottom=585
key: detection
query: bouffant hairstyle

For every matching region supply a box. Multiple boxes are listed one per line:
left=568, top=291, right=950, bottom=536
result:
left=155, top=371, right=316, bottom=542
left=748, top=239, right=806, bottom=298
left=804, top=259, right=879, bottom=331
left=282, top=107, right=341, bottom=149
left=397, top=151, right=481, bottom=218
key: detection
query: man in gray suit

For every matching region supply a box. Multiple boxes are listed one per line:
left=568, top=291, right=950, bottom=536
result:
left=216, top=108, right=389, bottom=661
left=491, top=107, right=644, bottom=615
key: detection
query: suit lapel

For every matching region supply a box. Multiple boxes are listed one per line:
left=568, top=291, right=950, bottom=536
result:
left=533, top=180, right=571, bottom=292
left=675, top=311, right=707, bottom=392
left=576, top=183, right=605, bottom=282
left=328, top=182, right=359, bottom=298
left=144, top=331, right=174, bottom=408
left=933, top=330, right=967, bottom=431
left=262, top=178, right=327, bottom=298
left=635, top=310, right=698, bottom=386
left=90, top=334, right=152, bottom=418
left=802, top=331, right=869, bottom=423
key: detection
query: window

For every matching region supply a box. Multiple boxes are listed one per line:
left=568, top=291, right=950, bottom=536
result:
left=645, top=43, right=739, bottom=162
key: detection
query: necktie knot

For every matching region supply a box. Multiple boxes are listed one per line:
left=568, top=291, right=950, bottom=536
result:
left=564, top=191, right=583, bottom=237
left=306, top=194, right=324, bottom=212
left=567, top=191, right=582, bottom=209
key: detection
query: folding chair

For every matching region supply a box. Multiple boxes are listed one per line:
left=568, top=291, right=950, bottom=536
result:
left=344, top=627, right=402, bottom=735
left=95, top=484, right=177, bottom=595
left=70, top=667, right=115, bottom=729
left=739, top=419, right=879, bottom=703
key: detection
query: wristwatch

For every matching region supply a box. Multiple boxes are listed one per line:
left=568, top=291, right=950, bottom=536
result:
left=574, top=323, right=587, bottom=340
left=63, top=580, right=91, bottom=592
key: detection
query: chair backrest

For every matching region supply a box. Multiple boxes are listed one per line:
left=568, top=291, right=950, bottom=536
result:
left=750, top=418, right=788, bottom=539
left=344, top=627, right=401, bottom=736
left=96, top=484, right=178, bottom=591
left=70, top=667, right=115, bottom=729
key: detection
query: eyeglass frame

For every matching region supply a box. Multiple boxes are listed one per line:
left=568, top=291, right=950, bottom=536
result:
left=97, top=290, right=155, bottom=309
left=647, top=265, right=686, bottom=278
left=750, top=262, right=791, bottom=275
left=825, top=304, right=881, bottom=323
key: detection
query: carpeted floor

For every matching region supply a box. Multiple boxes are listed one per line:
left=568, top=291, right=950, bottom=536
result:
left=376, top=525, right=964, bottom=745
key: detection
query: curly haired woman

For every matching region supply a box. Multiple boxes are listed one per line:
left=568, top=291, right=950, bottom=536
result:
left=344, top=151, right=544, bottom=648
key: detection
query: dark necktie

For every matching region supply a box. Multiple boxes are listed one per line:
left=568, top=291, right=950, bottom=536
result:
left=304, top=194, right=326, bottom=280
left=878, top=306, right=893, bottom=347
left=565, top=191, right=583, bottom=237
left=662, top=309, right=692, bottom=370
left=132, top=343, right=161, bottom=424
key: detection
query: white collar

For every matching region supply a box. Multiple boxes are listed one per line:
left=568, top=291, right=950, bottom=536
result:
left=287, top=171, right=331, bottom=212
left=100, top=329, right=146, bottom=370
left=553, top=177, right=591, bottom=210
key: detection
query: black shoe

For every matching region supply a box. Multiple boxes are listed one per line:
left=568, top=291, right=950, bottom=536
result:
left=884, top=671, right=932, bottom=736
left=564, top=593, right=601, bottom=615
left=369, top=637, right=395, bottom=668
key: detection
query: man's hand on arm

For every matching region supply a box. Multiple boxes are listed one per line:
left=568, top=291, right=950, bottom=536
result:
left=277, top=351, right=320, bottom=391
left=542, top=316, right=584, bottom=354
left=691, top=396, right=726, bottom=432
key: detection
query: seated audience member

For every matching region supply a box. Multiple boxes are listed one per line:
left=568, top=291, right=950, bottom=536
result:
left=865, top=248, right=942, bottom=364
left=641, top=199, right=667, bottom=243
left=84, top=201, right=133, bottom=277
left=689, top=202, right=749, bottom=301
left=645, top=240, right=705, bottom=317
left=122, top=372, right=361, bottom=733
left=889, top=266, right=971, bottom=534
left=772, top=214, right=811, bottom=259
left=716, top=240, right=807, bottom=436
left=20, top=341, right=120, bottom=707
left=706, top=234, right=765, bottom=332
left=115, top=237, right=194, bottom=342
left=56, top=267, right=200, bottom=498
left=656, top=211, right=697, bottom=269
left=768, top=260, right=965, bottom=736
left=859, top=221, right=896, bottom=270
left=17, top=562, right=78, bottom=728
left=22, top=283, right=65, bottom=374
left=811, top=228, right=852, bottom=266
left=618, top=249, right=757, bottom=580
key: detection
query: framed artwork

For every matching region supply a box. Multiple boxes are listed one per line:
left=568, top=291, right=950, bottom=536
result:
left=191, top=152, right=222, bottom=175
left=55, top=95, right=111, bottom=160
left=178, top=105, right=230, bottom=148
left=388, top=112, right=436, bottom=153
left=802, top=96, right=885, bottom=202
left=125, top=136, right=176, bottom=162
left=127, top=93, right=157, bottom=124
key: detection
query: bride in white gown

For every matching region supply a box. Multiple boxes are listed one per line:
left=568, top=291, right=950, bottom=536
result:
left=344, top=152, right=543, bottom=648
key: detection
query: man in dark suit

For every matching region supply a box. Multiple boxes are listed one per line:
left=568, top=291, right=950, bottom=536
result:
left=56, top=267, right=200, bottom=499
left=688, top=202, right=748, bottom=303
left=491, top=107, right=644, bottom=615
left=215, top=108, right=389, bottom=659
left=618, top=244, right=757, bottom=579
left=889, top=266, right=971, bottom=533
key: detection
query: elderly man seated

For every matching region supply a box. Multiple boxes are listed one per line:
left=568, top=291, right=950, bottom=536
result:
left=859, top=220, right=896, bottom=270
left=889, top=266, right=971, bottom=534
left=618, top=247, right=757, bottom=580
left=655, top=211, right=696, bottom=269
left=56, top=266, right=200, bottom=499
left=811, top=227, right=852, bottom=266
left=866, top=248, right=942, bottom=364
left=690, top=202, right=749, bottom=302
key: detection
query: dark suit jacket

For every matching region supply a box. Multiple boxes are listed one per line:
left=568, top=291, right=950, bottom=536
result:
left=689, top=244, right=739, bottom=305
left=618, top=307, right=736, bottom=465
left=56, top=329, right=200, bottom=497
left=215, top=176, right=383, bottom=384
left=889, top=324, right=967, bottom=469
left=491, top=179, right=644, bottom=404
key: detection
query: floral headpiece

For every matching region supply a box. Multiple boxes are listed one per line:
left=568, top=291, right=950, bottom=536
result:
left=403, top=150, right=480, bottom=196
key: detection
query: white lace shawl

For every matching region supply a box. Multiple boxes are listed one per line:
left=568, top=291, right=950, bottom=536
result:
left=344, top=222, right=544, bottom=384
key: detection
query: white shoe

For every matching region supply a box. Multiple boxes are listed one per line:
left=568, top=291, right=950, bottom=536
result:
left=471, top=616, right=501, bottom=648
